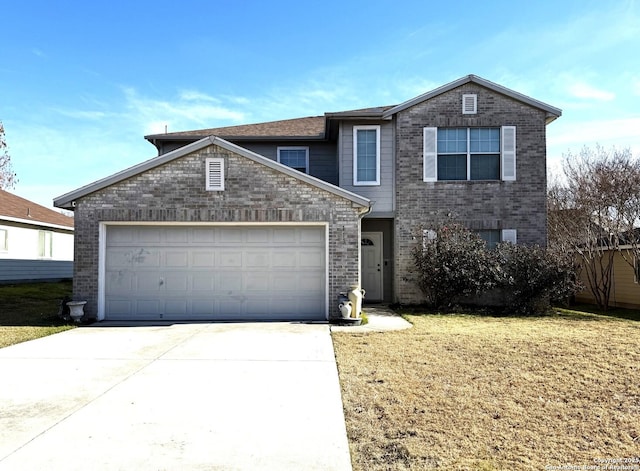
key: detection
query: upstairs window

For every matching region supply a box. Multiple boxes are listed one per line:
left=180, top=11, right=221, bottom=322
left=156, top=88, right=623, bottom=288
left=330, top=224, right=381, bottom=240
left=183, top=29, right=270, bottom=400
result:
left=277, top=147, right=309, bottom=173
left=476, top=229, right=517, bottom=250
left=353, top=125, right=380, bottom=185
left=423, top=126, right=516, bottom=182
left=38, top=230, right=53, bottom=258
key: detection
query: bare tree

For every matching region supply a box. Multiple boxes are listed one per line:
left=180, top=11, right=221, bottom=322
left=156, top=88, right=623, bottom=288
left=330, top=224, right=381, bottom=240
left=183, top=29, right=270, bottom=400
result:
left=0, top=121, right=17, bottom=189
left=548, top=145, right=640, bottom=310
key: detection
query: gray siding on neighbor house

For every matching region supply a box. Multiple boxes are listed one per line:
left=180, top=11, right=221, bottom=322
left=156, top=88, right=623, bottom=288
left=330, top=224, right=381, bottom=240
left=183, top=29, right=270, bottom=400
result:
left=393, top=82, right=549, bottom=303
left=339, top=121, right=395, bottom=215
left=238, top=141, right=338, bottom=185
left=0, top=259, right=73, bottom=283
left=72, top=142, right=366, bottom=320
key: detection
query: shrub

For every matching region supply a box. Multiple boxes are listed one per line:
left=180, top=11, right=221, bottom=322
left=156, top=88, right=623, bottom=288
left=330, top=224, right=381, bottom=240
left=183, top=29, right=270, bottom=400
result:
left=495, top=243, right=579, bottom=315
left=411, top=223, right=496, bottom=309
left=411, top=222, right=579, bottom=314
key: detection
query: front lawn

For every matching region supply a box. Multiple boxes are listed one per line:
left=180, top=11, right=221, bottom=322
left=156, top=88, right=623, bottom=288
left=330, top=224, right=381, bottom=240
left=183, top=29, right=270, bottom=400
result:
left=0, top=281, right=75, bottom=348
left=333, top=310, right=640, bottom=470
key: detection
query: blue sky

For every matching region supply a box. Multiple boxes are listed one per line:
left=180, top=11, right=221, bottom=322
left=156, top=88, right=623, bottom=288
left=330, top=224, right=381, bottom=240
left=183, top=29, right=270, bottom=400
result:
left=1, top=0, right=638, bottom=208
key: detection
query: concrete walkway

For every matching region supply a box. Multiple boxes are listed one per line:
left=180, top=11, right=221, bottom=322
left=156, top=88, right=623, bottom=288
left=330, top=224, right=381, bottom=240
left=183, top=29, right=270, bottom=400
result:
left=330, top=305, right=413, bottom=333
left=0, top=322, right=352, bottom=471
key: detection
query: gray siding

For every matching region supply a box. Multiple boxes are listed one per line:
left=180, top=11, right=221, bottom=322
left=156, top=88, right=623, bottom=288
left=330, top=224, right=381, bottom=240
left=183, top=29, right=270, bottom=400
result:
left=239, top=141, right=338, bottom=185
left=0, top=259, right=73, bottom=283
left=339, top=121, right=394, bottom=215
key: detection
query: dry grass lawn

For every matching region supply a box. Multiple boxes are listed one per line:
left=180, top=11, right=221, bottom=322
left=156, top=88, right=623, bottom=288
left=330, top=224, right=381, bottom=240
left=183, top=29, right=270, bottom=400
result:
left=333, top=310, right=640, bottom=470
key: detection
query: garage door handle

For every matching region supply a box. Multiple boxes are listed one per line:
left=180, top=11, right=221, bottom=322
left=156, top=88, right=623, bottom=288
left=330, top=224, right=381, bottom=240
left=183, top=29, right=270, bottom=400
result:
left=159, top=278, right=164, bottom=286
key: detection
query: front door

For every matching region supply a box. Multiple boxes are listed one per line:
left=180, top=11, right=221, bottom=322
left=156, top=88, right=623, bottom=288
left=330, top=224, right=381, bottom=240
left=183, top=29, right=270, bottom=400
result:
left=361, top=232, right=383, bottom=301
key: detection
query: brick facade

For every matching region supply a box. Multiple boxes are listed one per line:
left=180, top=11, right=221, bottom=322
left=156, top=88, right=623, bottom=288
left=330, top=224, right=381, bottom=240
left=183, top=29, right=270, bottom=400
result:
left=73, top=143, right=367, bottom=319
left=394, top=83, right=549, bottom=303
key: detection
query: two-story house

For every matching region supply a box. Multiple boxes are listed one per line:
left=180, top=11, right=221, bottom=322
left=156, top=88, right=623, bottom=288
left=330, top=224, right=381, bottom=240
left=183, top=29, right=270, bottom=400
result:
left=54, top=75, right=561, bottom=321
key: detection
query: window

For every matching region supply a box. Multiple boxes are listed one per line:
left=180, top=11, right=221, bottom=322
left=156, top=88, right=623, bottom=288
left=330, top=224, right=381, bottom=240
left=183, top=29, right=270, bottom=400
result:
left=38, top=230, right=52, bottom=258
left=0, top=228, right=7, bottom=252
left=635, top=257, right=640, bottom=284
left=277, top=147, right=309, bottom=173
left=423, top=126, right=516, bottom=182
left=353, top=125, right=380, bottom=185
left=477, top=229, right=517, bottom=250
left=205, top=158, right=225, bottom=191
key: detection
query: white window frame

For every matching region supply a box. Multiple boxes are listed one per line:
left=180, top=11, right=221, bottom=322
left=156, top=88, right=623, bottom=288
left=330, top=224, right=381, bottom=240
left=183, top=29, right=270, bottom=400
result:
left=423, top=126, right=516, bottom=182
left=205, top=158, right=225, bottom=191
left=0, top=228, right=7, bottom=252
left=462, top=94, right=477, bottom=114
left=38, top=230, right=53, bottom=258
left=277, top=146, right=309, bottom=173
left=353, top=125, right=381, bottom=186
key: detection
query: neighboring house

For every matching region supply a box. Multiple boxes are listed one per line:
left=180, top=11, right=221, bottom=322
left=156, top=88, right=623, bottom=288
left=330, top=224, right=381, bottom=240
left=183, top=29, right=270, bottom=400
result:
left=0, top=189, right=74, bottom=283
left=574, top=249, right=640, bottom=310
left=54, top=74, right=561, bottom=321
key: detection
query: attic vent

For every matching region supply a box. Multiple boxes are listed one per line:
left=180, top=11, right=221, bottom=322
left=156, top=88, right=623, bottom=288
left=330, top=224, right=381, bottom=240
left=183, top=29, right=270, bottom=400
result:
left=206, top=158, right=225, bottom=191
left=462, top=94, right=477, bottom=114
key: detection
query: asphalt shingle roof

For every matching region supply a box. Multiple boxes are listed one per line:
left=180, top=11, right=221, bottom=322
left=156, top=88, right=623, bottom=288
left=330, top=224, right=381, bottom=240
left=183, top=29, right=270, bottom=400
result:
left=0, top=189, right=74, bottom=228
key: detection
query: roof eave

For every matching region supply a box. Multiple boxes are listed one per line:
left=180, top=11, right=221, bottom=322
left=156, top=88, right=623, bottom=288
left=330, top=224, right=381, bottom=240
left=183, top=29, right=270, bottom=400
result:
left=382, top=74, right=562, bottom=121
left=54, top=136, right=370, bottom=210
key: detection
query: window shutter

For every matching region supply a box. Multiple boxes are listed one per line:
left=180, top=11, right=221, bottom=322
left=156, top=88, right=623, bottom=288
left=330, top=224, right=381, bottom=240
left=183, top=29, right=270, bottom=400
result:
left=423, top=127, right=437, bottom=182
left=501, top=126, right=516, bottom=181
left=462, top=94, right=477, bottom=114
left=206, top=158, right=224, bottom=191
left=501, top=229, right=517, bottom=244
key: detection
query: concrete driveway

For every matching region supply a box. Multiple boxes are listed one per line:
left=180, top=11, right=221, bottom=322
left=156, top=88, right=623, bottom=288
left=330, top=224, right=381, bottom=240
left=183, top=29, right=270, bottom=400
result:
left=0, top=322, right=352, bottom=471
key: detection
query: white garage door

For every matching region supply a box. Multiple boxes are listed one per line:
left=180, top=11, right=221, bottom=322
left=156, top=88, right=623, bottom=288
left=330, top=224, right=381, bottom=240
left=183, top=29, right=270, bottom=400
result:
left=104, top=225, right=326, bottom=321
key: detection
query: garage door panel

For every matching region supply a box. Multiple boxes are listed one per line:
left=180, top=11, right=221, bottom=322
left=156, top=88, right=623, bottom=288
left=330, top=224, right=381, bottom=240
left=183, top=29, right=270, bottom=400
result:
left=219, top=252, right=242, bottom=267
left=166, top=251, right=189, bottom=267
left=192, top=251, right=215, bottom=267
left=104, top=226, right=326, bottom=321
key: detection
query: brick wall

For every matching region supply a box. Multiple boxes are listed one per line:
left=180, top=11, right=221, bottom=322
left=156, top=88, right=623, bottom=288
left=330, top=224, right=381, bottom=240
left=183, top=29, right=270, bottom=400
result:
left=73, top=143, right=365, bottom=319
left=394, top=83, right=549, bottom=303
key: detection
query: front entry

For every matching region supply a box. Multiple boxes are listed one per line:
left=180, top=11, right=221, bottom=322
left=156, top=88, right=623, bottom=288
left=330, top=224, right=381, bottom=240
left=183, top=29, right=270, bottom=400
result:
left=361, top=232, right=383, bottom=301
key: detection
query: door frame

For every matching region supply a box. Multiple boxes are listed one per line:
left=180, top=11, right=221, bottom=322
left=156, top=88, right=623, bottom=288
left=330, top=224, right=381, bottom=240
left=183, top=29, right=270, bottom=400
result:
left=361, top=231, right=384, bottom=302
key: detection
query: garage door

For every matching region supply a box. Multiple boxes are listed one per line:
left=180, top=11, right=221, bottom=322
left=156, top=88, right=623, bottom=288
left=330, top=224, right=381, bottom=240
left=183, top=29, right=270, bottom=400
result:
left=104, top=225, right=326, bottom=321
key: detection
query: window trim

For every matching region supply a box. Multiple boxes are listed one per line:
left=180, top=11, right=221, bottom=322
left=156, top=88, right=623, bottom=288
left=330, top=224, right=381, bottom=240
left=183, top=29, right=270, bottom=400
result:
left=0, top=228, right=7, bottom=252
left=353, top=125, right=381, bottom=186
left=38, top=230, right=53, bottom=259
left=277, top=146, right=309, bottom=173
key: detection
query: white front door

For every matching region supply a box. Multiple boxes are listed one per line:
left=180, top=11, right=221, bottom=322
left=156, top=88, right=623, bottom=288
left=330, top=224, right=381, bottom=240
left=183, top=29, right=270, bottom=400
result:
left=361, top=232, right=383, bottom=301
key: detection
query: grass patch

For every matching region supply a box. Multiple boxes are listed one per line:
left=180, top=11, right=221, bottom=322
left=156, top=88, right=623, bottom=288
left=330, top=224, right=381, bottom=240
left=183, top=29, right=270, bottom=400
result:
left=0, top=281, right=75, bottom=348
left=333, top=308, right=640, bottom=470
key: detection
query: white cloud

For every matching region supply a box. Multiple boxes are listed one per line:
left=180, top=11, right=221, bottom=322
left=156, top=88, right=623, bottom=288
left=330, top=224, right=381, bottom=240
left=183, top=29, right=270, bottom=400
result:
left=567, top=82, right=615, bottom=101
left=178, top=90, right=219, bottom=102
left=53, top=109, right=108, bottom=120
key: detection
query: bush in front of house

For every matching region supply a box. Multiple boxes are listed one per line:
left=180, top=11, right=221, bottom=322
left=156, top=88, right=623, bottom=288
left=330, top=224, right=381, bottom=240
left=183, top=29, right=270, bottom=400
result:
left=494, top=242, right=579, bottom=315
left=411, top=223, right=579, bottom=314
left=411, top=223, right=497, bottom=309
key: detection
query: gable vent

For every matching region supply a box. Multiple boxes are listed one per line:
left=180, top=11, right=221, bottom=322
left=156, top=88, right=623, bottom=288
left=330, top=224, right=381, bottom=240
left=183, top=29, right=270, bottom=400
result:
left=462, top=94, right=477, bottom=114
left=206, top=158, right=225, bottom=191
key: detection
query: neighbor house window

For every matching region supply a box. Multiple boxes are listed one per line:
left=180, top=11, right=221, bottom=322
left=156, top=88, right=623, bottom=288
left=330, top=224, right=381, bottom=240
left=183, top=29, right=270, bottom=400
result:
left=0, top=228, right=7, bottom=252
left=423, top=126, right=516, bottom=182
left=635, top=257, right=640, bottom=284
left=277, top=147, right=309, bottom=173
left=38, top=230, right=53, bottom=258
left=353, top=125, right=380, bottom=185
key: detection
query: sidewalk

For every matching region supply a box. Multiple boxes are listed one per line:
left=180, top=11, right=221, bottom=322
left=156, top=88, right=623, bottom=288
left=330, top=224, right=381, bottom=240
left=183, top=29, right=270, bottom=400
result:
left=331, top=305, right=412, bottom=333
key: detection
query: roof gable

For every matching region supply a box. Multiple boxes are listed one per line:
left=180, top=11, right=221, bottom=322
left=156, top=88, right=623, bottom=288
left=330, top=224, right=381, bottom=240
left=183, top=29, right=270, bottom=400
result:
left=382, top=75, right=562, bottom=123
left=0, top=189, right=74, bottom=229
left=54, top=136, right=370, bottom=210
